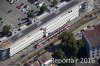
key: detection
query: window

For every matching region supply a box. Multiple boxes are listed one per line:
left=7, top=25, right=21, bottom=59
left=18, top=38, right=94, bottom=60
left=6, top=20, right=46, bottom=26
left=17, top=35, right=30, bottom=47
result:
left=92, top=47, right=95, bottom=51
left=92, top=55, right=94, bottom=57
left=92, top=49, right=95, bottom=51
left=92, top=52, right=94, bottom=54
left=97, top=51, right=99, bottom=53
left=97, top=54, right=99, bottom=56
left=68, top=10, right=72, bottom=13
left=97, top=48, right=99, bottom=50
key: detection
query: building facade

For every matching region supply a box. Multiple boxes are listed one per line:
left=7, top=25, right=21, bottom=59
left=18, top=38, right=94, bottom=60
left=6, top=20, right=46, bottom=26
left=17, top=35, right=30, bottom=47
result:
left=82, top=24, right=100, bottom=59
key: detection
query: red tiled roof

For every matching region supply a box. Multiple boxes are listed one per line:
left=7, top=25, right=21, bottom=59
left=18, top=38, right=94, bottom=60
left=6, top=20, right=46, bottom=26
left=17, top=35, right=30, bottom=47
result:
left=83, top=24, right=100, bottom=47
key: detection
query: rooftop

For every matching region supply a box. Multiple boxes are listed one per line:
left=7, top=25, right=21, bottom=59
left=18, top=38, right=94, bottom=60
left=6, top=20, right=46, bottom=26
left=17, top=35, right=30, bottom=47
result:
left=31, top=61, right=40, bottom=66
left=29, top=52, right=52, bottom=66
left=83, top=24, right=100, bottom=47
left=37, top=52, right=52, bottom=64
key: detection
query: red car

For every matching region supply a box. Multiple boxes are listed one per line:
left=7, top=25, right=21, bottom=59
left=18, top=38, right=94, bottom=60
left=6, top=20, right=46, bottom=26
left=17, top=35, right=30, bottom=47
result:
left=16, top=3, right=24, bottom=9
left=16, top=6, right=20, bottom=9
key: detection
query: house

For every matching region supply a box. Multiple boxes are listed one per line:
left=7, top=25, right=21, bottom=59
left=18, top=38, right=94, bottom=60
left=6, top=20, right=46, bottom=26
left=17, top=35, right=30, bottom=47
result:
left=30, top=52, right=54, bottom=66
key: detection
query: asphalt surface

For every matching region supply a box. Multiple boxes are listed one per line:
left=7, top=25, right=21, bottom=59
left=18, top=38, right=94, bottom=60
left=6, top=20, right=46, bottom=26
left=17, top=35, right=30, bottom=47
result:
left=0, top=0, right=51, bottom=35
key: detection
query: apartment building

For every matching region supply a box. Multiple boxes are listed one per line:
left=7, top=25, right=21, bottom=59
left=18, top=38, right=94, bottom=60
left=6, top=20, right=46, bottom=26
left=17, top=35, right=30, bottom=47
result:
left=82, top=24, right=100, bottom=59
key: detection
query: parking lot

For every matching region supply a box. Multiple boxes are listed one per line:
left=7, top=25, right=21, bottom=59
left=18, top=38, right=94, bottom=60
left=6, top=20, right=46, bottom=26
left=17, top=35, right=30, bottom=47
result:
left=0, top=0, right=55, bottom=37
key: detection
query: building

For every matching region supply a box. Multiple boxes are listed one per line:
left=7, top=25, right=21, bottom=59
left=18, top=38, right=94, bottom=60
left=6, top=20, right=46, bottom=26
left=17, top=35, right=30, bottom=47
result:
left=81, top=0, right=94, bottom=12
left=0, top=0, right=94, bottom=58
left=29, top=52, right=53, bottom=66
left=82, top=24, right=100, bottom=59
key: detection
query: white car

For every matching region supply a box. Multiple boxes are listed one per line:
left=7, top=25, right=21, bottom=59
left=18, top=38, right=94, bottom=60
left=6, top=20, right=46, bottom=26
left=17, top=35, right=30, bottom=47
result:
left=22, top=6, right=31, bottom=14
left=8, top=0, right=14, bottom=4
left=36, top=2, right=44, bottom=8
left=21, top=5, right=31, bottom=14
left=21, top=8, right=28, bottom=14
left=26, top=6, right=31, bottom=11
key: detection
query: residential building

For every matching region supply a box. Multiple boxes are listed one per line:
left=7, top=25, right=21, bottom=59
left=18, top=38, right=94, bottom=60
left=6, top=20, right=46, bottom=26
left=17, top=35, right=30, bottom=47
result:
left=29, top=52, right=53, bottom=66
left=82, top=24, right=100, bottom=59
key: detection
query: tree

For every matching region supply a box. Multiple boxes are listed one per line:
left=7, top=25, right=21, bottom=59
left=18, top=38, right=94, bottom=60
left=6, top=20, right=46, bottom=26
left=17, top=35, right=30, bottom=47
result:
left=27, top=10, right=35, bottom=18
left=2, top=25, right=11, bottom=35
left=58, top=32, right=84, bottom=57
left=76, top=40, right=84, bottom=49
left=51, top=0, right=58, bottom=7
left=53, top=48, right=68, bottom=66
left=53, top=48, right=74, bottom=66
left=53, top=32, right=84, bottom=66
left=40, top=3, right=48, bottom=14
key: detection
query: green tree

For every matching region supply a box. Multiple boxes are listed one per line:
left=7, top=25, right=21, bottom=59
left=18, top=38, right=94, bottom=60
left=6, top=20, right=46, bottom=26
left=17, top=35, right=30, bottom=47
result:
left=2, top=25, right=11, bottom=35
left=76, top=40, right=84, bottom=49
left=27, top=10, right=35, bottom=18
left=58, top=32, right=84, bottom=57
left=53, top=32, right=84, bottom=66
left=53, top=48, right=74, bottom=66
left=51, top=0, right=58, bottom=7
left=40, top=3, right=48, bottom=14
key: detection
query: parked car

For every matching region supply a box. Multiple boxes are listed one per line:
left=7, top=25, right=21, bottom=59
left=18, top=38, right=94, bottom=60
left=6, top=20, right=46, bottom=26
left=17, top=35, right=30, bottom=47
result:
left=6, top=32, right=12, bottom=37
left=8, top=10, right=12, bottom=13
left=16, top=6, right=20, bottom=9
left=20, top=3, right=24, bottom=8
left=8, top=0, right=14, bottom=4
left=21, top=5, right=31, bottom=14
left=21, top=8, right=28, bottom=14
